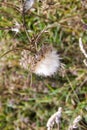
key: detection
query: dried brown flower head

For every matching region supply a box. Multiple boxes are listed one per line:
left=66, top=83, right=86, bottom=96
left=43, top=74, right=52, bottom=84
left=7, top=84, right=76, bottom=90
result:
left=20, top=45, right=61, bottom=77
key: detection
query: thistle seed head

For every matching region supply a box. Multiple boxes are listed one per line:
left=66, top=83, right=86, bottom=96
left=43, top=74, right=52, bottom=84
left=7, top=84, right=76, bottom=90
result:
left=20, top=45, right=61, bottom=77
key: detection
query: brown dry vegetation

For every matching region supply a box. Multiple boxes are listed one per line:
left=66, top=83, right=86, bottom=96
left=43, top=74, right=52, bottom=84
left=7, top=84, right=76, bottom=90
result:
left=0, top=0, right=87, bottom=130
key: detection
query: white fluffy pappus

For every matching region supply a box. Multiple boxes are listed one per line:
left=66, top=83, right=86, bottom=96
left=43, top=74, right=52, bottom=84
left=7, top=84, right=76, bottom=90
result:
left=33, top=45, right=61, bottom=77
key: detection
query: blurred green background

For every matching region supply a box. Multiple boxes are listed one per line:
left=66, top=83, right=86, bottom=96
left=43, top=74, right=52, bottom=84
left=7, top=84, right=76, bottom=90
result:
left=0, top=0, right=87, bottom=130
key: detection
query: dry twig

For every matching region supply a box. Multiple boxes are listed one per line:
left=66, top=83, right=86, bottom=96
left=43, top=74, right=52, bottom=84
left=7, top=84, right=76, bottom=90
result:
left=79, top=38, right=87, bottom=66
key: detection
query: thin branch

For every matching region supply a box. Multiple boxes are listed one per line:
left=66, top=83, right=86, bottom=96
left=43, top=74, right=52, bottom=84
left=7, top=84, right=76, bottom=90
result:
left=34, top=22, right=60, bottom=45
left=21, top=0, right=31, bottom=43
left=0, top=2, right=20, bottom=13
left=0, top=27, right=11, bottom=30
left=0, top=46, right=36, bottom=59
left=79, top=38, right=87, bottom=58
left=79, top=37, right=87, bottom=66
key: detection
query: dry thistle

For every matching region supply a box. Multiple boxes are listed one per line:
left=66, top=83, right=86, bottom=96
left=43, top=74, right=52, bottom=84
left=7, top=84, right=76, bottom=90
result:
left=46, top=107, right=62, bottom=130
left=20, top=50, right=34, bottom=70
left=68, top=115, right=82, bottom=130
left=20, top=45, right=61, bottom=77
left=23, top=0, right=35, bottom=13
left=32, top=45, right=61, bottom=76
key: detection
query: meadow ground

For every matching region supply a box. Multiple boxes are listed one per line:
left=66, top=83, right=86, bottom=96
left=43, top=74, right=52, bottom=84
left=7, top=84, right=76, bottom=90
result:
left=0, top=0, right=87, bottom=130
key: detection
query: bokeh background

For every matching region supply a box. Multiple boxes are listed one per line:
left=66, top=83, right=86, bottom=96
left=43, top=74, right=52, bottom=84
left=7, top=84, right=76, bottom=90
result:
left=0, top=0, right=87, bottom=130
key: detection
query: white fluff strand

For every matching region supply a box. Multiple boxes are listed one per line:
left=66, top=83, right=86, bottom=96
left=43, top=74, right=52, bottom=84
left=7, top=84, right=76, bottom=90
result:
left=33, top=46, right=61, bottom=76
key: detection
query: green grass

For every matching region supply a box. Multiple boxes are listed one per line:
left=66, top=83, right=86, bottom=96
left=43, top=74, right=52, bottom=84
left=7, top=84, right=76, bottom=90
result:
left=0, top=0, right=87, bottom=130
